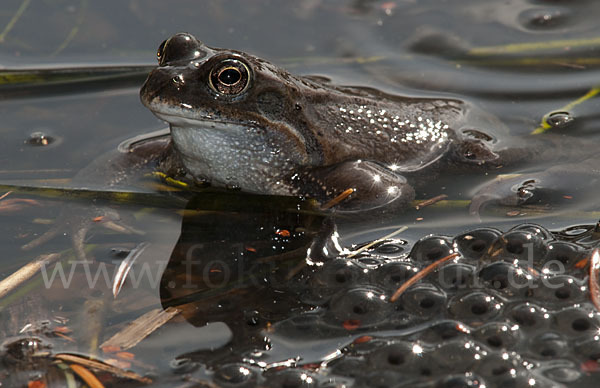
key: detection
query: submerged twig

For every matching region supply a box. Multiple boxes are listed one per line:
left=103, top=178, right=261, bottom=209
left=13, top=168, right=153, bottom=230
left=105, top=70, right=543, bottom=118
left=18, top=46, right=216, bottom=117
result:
left=0, top=253, right=61, bottom=299
left=55, top=353, right=152, bottom=384
left=415, top=194, right=448, bottom=210
left=80, top=299, right=106, bottom=357
left=390, top=253, right=459, bottom=302
left=100, top=307, right=180, bottom=351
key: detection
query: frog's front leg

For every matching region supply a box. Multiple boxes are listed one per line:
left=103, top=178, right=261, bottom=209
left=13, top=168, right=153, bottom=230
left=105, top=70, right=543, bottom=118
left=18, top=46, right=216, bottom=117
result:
left=292, top=160, right=415, bottom=213
left=470, top=158, right=600, bottom=215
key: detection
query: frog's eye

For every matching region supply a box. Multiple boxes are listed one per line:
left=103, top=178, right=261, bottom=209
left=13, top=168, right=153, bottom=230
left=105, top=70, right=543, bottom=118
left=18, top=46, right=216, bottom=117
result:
left=156, top=40, right=167, bottom=64
left=209, top=59, right=251, bottom=96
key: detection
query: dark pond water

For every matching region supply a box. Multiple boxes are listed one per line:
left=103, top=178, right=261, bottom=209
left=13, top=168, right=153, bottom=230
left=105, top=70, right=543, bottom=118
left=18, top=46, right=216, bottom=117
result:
left=1, top=0, right=600, bottom=387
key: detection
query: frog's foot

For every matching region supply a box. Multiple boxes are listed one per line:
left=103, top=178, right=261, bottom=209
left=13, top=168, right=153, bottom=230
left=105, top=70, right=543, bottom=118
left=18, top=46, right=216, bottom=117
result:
left=470, top=163, right=600, bottom=216
left=22, top=205, right=141, bottom=261
left=296, top=160, right=415, bottom=213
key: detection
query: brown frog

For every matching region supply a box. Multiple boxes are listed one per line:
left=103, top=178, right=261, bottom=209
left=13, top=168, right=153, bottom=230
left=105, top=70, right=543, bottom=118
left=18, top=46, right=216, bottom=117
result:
left=139, top=33, right=513, bottom=213
left=24, top=33, right=596, bottom=259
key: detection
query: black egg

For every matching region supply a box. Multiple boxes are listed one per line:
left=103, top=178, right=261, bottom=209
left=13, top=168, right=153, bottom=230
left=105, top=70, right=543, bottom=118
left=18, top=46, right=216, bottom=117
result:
left=509, top=303, right=549, bottom=331
left=327, top=287, right=391, bottom=328
left=410, top=235, right=454, bottom=263
left=474, top=322, right=521, bottom=351
left=454, top=228, right=502, bottom=261
left=399, top=283, right=446, bottom=318
left=448, top=291, right=503, bottom=324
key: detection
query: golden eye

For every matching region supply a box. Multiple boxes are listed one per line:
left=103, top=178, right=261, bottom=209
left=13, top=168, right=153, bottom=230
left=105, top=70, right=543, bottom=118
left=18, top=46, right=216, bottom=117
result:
left=209, top=59, right=250, bottom=95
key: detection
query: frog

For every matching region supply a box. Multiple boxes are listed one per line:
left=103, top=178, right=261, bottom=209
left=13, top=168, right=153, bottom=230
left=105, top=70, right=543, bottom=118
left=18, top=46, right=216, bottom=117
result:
left=22, top=32, right=593, bottom=259
left=139, top=32, right=521, bottom=213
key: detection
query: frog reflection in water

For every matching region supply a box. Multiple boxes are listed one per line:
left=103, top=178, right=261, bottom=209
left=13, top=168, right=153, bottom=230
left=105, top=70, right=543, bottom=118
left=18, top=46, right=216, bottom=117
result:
left=140, top=33, right=514, bottom=212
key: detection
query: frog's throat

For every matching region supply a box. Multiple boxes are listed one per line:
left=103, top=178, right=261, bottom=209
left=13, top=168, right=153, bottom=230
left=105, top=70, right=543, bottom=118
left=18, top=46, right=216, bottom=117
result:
left=152, top=110, right=318, bottom=166
left=168, top=121, right=309, bottom=195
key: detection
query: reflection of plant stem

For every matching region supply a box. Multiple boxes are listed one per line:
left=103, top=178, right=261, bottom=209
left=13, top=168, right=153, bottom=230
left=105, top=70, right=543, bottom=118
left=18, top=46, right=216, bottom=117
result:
left=51, top=0, right=89, bottom=57
left=0, top=0, right=31, bottom=43
left=468, top=36, right=600, bottom=55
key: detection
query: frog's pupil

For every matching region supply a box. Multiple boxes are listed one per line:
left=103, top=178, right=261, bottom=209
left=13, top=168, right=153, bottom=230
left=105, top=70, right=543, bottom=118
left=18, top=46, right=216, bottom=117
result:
left=219, top=68, right=241, bottom=85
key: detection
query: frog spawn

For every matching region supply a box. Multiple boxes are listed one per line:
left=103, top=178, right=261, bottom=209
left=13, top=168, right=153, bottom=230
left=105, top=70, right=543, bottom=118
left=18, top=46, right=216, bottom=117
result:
left=208, top=223, right=600, bottom=387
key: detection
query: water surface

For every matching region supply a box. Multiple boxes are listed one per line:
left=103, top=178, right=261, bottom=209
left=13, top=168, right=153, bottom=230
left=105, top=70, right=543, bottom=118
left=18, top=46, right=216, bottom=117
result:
left=1, top=0, right=600, bottom=386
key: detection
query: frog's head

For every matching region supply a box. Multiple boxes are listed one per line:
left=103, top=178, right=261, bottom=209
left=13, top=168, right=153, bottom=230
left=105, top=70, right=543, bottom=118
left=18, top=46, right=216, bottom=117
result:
left=140, top=33, right=323, bottom=194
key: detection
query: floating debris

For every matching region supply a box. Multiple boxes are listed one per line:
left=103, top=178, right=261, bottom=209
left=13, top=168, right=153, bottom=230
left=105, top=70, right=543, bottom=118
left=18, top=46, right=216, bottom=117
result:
left=54, top=353, right=151, bottom=384
left=347, top=226, right=408, bottom=258
left=415, top=194, right=448, bottom=210
left=112, top=242, right=150, bottom=298
left=320, top=188, right=354, bottom=210
left=100, top=307, right=180, bottom=351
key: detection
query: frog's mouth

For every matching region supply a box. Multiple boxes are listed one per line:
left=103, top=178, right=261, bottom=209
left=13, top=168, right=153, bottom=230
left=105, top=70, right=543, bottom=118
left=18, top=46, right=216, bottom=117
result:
left=152, top=111, right=254, bottom=131
left=143, top=95, right=259, bottom=134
